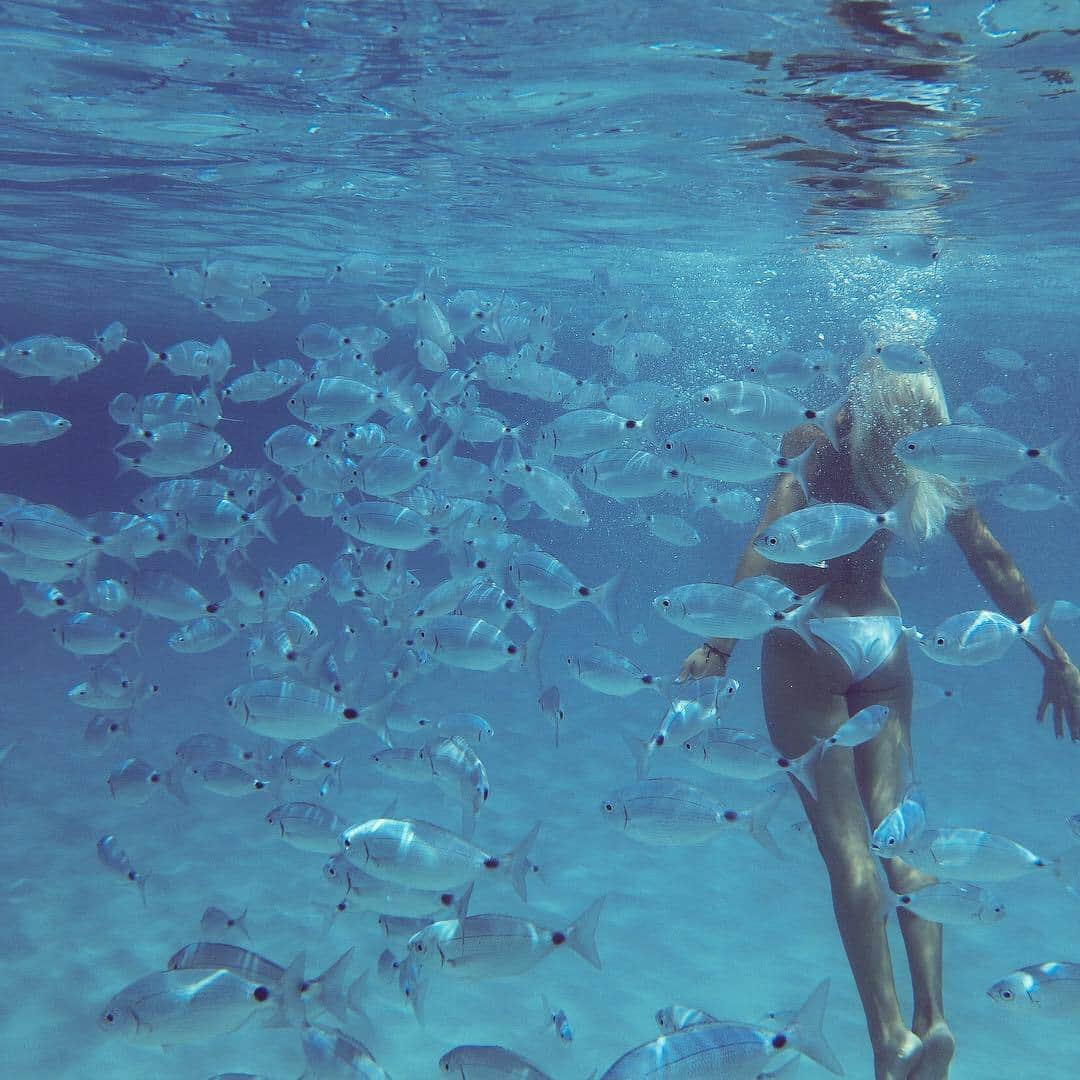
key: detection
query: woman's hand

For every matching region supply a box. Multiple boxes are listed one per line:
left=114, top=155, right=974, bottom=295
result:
left=1036, top=645, right=1080, bottom=741
left=677, top=645, right=729, bottom=683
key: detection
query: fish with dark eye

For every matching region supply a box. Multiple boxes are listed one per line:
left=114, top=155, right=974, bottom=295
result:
left=96, top=835, right=150, bottom=906
left=106, top=757, right=187, bottom=806
left=200, top=905, right=250, bottom=939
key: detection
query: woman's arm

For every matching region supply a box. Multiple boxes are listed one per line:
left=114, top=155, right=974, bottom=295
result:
left=947, top=504, right=1080, bottom=740
left=945, top=505, right=1037, bottom=621
left=677, top=427, right=816, bottom=681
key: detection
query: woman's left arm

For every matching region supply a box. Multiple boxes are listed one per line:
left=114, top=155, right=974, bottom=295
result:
left=947, top=505, right=1080, bottom=740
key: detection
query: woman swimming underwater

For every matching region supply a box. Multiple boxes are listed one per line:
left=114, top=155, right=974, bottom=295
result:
left=679, top=348, right=1080, bottom=1079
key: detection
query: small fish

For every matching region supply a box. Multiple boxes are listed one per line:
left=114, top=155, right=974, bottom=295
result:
left=871, top=233, right=939, bottom=267
left=406, top=898, right=604, bottom=984
left=96, top=835, right=150, bottom=905
left=537, top=685, right=565, bottom=747
left=895, top=424, right=1069, bottom=485
left=601, top=779, right=783, bottom=857
left=566, top=644, right=666, bottom=698
left=893, top=882, right=1005, bottom=925
left=93, top=321, right=128, bottom=354
left=339, top=817, right=541, bottom=900
left=508, top=550, right=621, bottom=628
left=190, top=760, right=271, bottom=797
left=106, top=757, right=186, bottom=805
left=83, top=713, right=132, bottom=755
left=679, top=724, right=819, bottom=801
left=983, top=346, right=1026, bottom=371
left=699, top=381, right=842, bottom=447
left=645, top=512, right=701, bottom=547
left=895, top=826, right=1053, bottom=882
left=0, top=410, right=71, bottom=445
left=542, top=993, right=574, bottom=1045
left=654, top=582, right=820, bottom=647
left=416, top=712, right=495, bottom=744
left=819, top=704, right=890, bottom=751
left=996, top=483, right=1077, bottom=513
left=919, top=605, right=1055, bottom=666
left=599, top=978, right=842, bottom=1078
left=753, top=495, right=913, bottom=566
left=99, top=968, right=285, bottom=1044
left=975, top=385, right=1013, bottom=407
left=267, top=801, right=350, bottom=854
left=988, top=962, right=1080, bottom=1016
left=438, top=1045, right=554, bottom=1079
left=877, top=342, right=932, bottom=374
left=201, top=905, right=251, bottom=939
left=870, top=783, right=927, bottom=856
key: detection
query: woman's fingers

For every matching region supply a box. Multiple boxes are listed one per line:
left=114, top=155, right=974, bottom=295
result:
left=1036, top=690, right=1050, bottom=727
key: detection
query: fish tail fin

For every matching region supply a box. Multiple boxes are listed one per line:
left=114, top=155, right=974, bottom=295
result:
left=1020, top=602, right=1057, bottom=661
left=136, top=872, right=151, bottom=908
left=163, top=761, right=188, bottom=805
left=143, top=343, right=161, bottom=372
left=312, top=946, right=354, bottom=1024
left=787, top=739, right=824, bottom=801
left=785, top=585, right=825, bottom=651
left=521, top=623, right=546, bottom=688
left=507, top=820, right=542, bottom=902
left=236, top=906, right=251, bottom=940
left=886, top=485, right=918, bottom=545
left=400, top=955, right=427, bottom=1023
left=591, top=571, right=624, bottom=631
left=785, top=442, right=816, bottom=501
left=623, top=732, right=654, bottom=780
left=761, top=1054, right=803, bottom=1078
left=1038, top=433, right=1071, bottom=484
left=786, top=977, right=844, bottom=1075
left=566, top=895, right=605, bottom=969
left=113, top=450, right=136, bottom=477
left=749, top=787, right=786, bottom=860
left=452, top=882, right=475, bottom=920
left=248, top=503, right=277, bottom=544
left=280, top=952, right=309, bottom=1027
left=811, top=395, right=845, bottom=451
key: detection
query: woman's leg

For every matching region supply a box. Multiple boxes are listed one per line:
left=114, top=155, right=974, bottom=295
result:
left=852, top=652, right=954, bottom=1080
left=762, top=632, right=923, bottom=1080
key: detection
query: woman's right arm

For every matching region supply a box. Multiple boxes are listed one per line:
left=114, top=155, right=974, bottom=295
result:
left=947, top=504, right=1080, bottom=739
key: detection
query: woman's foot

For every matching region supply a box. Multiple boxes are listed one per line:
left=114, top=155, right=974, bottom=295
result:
left=875, top=1030, right=924, bottom=1080
left=910, top=1020, right=954, bottom=1079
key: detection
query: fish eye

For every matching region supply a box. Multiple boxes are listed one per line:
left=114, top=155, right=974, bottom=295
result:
left=1000, top=989, right=1013, bottom=999
left=935, top=637, right=946, bottom=646
left=661, top=598, right=670, bottom=607
left=906, top=442, right=917, bottom=451
left=103, top=1012, right=114, bottom=1023
left=767, top=536, right=778, bottom=546
left=887, top=836, right=897, bottom=847
left=602, top=801, right=615, bottom=813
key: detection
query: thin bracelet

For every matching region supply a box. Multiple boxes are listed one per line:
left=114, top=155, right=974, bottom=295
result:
left=703, top=643, right=731, bottom=661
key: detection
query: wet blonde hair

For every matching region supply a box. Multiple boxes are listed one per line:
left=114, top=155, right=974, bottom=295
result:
left=846, top=339, right=966, bottom=540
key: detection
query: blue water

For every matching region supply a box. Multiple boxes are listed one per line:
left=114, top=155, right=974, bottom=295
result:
left=1, top=2, right=1078, bottom=1077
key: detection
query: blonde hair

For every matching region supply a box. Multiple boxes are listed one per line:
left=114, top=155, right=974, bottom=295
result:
left=846, top=346, right=967, bottom=540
